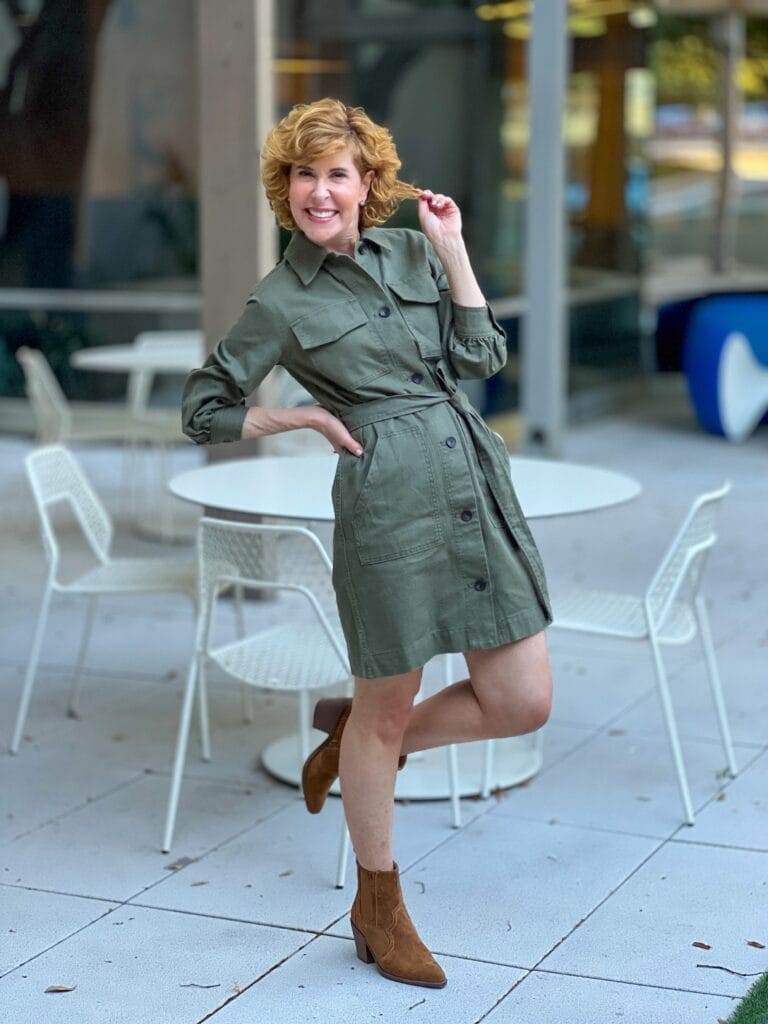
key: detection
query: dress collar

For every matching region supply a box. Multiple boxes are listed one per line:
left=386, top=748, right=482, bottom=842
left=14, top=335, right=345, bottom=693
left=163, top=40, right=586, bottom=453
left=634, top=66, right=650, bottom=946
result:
left=284, top=225, right=393, bottom=286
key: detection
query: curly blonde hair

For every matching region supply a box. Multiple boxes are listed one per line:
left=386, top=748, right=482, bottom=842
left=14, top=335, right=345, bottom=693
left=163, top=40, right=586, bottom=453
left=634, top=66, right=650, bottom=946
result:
left=261, top=97, right=422, bottom=231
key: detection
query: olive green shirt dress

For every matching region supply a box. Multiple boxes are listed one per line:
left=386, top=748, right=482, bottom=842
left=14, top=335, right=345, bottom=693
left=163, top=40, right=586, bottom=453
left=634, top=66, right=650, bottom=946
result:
left=181, top=225, right=553, bottom=679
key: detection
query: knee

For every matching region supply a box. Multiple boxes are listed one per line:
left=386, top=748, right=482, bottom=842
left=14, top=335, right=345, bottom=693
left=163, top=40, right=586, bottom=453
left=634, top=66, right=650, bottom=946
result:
left=489, top=677, right=553, bottom=736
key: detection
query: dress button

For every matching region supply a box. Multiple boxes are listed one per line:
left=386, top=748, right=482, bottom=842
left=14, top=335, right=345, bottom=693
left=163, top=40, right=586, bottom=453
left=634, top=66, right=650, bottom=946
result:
left=460, top=510, right=473, bottom=522
left=410, top=372, right=424, bottom=384
left=473, top=579, right=487, bottom=591
left=445, top=436, right=457, bottom=448
left=378, top=306, right=391, bottom=318
left=357, top=243, right=366, bottom=254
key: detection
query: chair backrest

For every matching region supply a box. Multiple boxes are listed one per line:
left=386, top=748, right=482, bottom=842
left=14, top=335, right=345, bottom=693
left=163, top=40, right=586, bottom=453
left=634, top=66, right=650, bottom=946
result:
left=196, top=517, right=347, bottom=666
left=645, top=481, right=732, bottom=632
left=16, top=346, right=71, bottom=443
left=25, top=445, right=113, bottom=572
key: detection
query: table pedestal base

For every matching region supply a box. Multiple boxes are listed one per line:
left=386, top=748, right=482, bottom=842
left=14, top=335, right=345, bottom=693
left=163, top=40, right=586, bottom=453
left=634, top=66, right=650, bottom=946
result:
left=260, top=731, right=542, bottom=800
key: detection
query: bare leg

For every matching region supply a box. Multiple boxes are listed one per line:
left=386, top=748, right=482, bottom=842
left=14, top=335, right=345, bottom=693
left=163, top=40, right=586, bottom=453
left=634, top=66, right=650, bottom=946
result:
left=399, top=631, right=552, bottom=756
left=339, top=667, right=422, bottom=872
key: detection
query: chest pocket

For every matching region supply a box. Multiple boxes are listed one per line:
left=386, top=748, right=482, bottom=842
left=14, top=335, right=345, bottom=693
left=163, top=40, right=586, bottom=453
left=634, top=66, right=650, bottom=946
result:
left=387, top=274, right=443, bottom=361
left=290, top=297, right=391, bottom=388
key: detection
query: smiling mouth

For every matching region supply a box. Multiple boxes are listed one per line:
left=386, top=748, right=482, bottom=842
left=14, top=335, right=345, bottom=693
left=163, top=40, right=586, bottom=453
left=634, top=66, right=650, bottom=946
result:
left=305, top=209, right=338, bottom=221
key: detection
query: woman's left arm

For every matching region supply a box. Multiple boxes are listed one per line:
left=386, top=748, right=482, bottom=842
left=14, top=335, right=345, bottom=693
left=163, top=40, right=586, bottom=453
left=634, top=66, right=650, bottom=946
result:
left=419, top=189, right=507, bottom=380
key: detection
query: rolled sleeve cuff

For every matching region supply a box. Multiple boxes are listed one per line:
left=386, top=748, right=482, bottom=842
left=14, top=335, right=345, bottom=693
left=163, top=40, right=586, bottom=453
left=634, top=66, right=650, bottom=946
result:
left=451, top=301, right=504, bottom=339
left=209, top=403, right=247, bottom=445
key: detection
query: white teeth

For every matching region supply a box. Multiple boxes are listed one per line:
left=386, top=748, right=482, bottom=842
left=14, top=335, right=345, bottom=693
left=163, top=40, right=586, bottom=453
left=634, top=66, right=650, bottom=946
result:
left=307, top=209, right=336, bottom=219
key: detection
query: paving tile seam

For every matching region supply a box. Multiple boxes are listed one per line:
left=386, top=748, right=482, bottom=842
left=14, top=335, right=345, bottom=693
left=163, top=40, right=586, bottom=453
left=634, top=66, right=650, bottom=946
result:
left=532, top=833, right=674, bottom=973
left=195, top=931, right=324, bottom=1024
left=0, top=899, right=121, bottom=982
left=524, top=965, right=744, bottom=1001
left=119, top=797, right=311, bottom=906
left=0, top=768, right=149, bottom=848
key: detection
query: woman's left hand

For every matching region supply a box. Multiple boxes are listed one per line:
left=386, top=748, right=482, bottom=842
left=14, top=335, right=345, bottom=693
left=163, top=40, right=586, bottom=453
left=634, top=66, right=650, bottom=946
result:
left=417, top=189, right=463, bottom=249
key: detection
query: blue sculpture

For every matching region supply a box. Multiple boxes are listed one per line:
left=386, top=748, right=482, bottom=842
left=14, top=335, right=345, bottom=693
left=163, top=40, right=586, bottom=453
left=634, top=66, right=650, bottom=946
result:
left=683, top=294, right=768, bottom=442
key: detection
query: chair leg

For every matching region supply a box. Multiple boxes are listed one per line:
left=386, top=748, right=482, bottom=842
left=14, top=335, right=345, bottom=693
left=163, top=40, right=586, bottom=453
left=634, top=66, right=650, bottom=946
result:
left=694, top=595, right=738, bottom=778
left=440, top=652, right=462, bottom=825
left=481, top=739, right=495, bottom=799
left=336, top=818, right=351, bottom=888
left=297, top=688, right=311, bottom=799
left=10, top=582, right=54, bottom=754
left=447, top=744, right=462, bottom=828
left=67, top=595, right=98, bottom=718
left=162, top=652, right=200, bottom=853
left=648, top=631, right=696, bottom=825
left=197, top=655, right=211, bottom=762
left=233, top=584, right=254, bottom=723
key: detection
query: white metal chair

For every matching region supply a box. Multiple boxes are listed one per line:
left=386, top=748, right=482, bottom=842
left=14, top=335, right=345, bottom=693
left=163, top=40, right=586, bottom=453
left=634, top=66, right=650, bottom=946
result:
left=17, top=345, right=129, bottom=446
left=9, top=445, right=198, bottom=755
left=548, top=481, right=738, bottom=825
left=161, top=517, right=464, bottom=887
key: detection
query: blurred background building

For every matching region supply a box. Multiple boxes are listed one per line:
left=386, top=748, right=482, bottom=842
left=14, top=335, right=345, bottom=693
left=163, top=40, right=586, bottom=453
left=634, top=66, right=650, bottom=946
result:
left=1, top=0, right=767, bottom=439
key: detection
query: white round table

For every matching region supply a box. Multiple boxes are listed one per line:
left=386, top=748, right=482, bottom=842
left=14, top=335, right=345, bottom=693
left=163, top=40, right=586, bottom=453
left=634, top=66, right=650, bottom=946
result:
left=71, top=334, right=203, bottom=374
left=169, top=453, right=641, bottom=799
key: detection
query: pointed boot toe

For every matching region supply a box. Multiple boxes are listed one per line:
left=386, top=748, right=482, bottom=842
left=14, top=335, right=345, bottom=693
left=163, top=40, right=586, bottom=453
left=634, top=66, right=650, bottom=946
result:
left=349, top=859, right=447, bottom=989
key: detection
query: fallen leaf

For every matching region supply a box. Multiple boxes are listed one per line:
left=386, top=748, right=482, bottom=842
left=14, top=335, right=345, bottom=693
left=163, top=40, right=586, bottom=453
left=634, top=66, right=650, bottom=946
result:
left=180, top=982, right=221, bottom=989
left=414, top=880, right=425, bottom=894
left=408, top=997, right=426, bottom=1010
left=278, top=869, right=293, bottom=878
left=747, top=940, right=765, bottom=949
left=165, top=856, right=196, bottom=871
left=190, top=880, right=209, bottom=887
left=716, top=791, right=727, bottom=801
left=692, top=941, right=711, bottom=950
left=45, top=985, right=77, bottom=993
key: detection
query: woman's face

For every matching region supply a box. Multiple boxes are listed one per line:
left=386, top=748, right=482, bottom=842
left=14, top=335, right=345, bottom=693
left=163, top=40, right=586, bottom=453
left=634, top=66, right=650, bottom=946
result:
left=288, top=147, right=374, bottom=253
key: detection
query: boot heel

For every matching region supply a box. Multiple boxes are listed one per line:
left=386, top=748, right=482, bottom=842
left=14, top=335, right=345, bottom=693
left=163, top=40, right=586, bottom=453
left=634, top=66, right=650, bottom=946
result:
left=351, top=922, right=375, bottom=964
left=313, top=697, right=350, bottom=734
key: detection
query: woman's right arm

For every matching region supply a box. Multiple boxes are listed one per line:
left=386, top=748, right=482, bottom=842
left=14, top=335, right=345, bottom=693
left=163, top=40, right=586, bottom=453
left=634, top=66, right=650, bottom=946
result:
left=181, top=293, right=363, bottom=455
left=181, top=294, right=291, bottom=446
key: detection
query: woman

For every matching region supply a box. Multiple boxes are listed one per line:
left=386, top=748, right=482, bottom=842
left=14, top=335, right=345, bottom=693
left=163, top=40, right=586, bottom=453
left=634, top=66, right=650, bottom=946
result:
left=181, top=98, right=554, bottom=990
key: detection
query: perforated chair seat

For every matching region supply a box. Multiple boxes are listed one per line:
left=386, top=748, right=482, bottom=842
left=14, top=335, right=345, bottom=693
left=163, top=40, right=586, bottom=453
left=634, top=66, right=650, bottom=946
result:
left=552, top=588, right=697, bottom=644
left=73, top=557, right=197, bottom=595
left=208, top=622, right=350, bottom=692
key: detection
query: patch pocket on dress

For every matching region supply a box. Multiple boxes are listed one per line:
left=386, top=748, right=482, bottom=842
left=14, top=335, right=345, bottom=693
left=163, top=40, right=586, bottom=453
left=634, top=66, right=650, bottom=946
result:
left=291, top=297, right=390, bottom=387
left=387, top=274, right=442, bottom=360
left=350, top=425, right=443, bottom=564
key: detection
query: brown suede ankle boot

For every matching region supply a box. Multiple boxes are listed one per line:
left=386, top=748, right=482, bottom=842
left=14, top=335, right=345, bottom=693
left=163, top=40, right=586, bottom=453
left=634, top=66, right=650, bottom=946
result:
left=301, top=697, right=407, bottom=814
left=350, top=859, right=447, bottom=988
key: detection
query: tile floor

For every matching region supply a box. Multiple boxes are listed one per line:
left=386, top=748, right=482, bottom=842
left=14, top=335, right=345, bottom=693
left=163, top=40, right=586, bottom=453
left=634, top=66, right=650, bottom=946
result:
left=1, top=379, right=766, bottom=1022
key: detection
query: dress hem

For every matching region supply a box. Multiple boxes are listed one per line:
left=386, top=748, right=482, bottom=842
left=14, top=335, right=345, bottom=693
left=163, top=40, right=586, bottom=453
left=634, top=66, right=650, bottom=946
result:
left=349, top=603, right=553, bottom=680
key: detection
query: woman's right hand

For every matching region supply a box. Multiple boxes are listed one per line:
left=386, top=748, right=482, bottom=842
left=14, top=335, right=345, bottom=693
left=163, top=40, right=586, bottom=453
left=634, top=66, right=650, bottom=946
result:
left=311, top=407, right=364, bottom=456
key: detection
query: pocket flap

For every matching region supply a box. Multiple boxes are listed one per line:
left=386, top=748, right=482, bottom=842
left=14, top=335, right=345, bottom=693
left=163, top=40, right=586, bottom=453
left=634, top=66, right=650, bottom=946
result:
left=387, top=274, right=441, bottom=304
left=291, top=298, right=369, bottom=350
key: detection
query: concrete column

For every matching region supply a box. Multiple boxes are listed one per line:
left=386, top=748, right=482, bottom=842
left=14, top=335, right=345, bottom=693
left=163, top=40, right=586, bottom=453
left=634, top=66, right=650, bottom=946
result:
left=197, top=0, right=278, bottom=461
left=521, top=0, right=569, bottom=458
